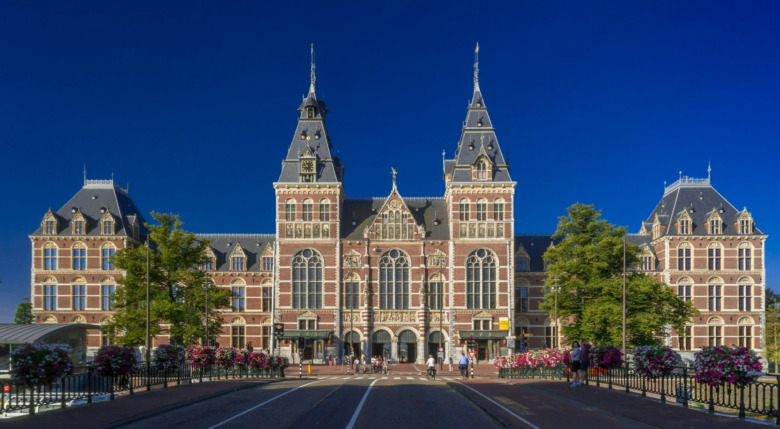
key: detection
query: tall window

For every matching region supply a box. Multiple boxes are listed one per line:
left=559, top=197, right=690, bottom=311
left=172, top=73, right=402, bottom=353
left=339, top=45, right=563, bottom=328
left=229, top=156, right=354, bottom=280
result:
left=739, top=285, right=752, bottom=311
left=102, top=330, right=112, bottom=347
left=45, top=220, right=56, bottom=235
left=708, top=325, right=722, bottom=347
left=545, top=326, right=558, bottom=348
left=232, top=286, right=245, bottom=312
left=515, top=257, right=528, bottom=271
left=74, top=220, right=84, bottom=235
left=302, top=200, right=313, bottom=221
left=202, top=254, right=214, bottom=270
left=72, top=243, right=87, bottom=270
left=102, top=244, right=115, bottom=270
left=459, top=199, right=470, bottom=221
left=44, top=243, right=57, bottom=270
left=344, top=277, right=360, bottom=309
left=679, top=219, right=690, bottom=234
left=44, top=282, right=57, bottom=310
left=477, top=160, right=488, bottom=180
left=292, top=249, right=323, bottom=309
left=103, top=220, right=113, bottom=235
left=476, top=199, right=487, bottom=221
left=640, top=256, right=653, bottom=271
left=678, top=243, right=691, bottom=271
left=739, top=325, right=752, bottom=349
left=494, top=199, right=504, bottom=221
left=299, top=319, right=316, bottom=329
left=516, top=287, right=528, bottom=312
left=708, top=246, right=721, bottom=270
left=429, top=276, right=444, bottom=310
left=710, top=219, right=721, bottom=234
left=319, top=200, right=330, bottom=221
left=466, top=249, right=497, bottom=309
left=739, top=245, right=751, bottom=270
left=102, top=283, right=115, bottom=310
left=679, top=326, right=692, bottom=351
left=261, top=284, right=272, bottom=312
left=285, top=199, right=296, bottom=221
left=263, top=257, right=273, bottom=271
left=379, top=250, right=409, bottom=309
left=231, top=326, right=245, bottom=348
left=740, top=218, right=752, bottom=234
left=678, top=284, right=691, bottom=302
left=708, top=284, right=721, bottom=311
left=652, top=224, right=660, bottom=239
left=73, top=283, right=86, bottom=310
left=232, top=252, right=245, bottom=271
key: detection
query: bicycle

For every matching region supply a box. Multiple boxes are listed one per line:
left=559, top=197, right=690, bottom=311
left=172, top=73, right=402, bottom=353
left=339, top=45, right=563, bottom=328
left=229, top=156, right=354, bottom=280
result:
left=427, top=367, right=436, bottom=380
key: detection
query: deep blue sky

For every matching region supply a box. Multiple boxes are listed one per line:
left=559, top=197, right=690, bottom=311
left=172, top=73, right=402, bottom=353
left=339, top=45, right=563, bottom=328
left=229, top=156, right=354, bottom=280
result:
left=1, top=1, right=778, bottom=322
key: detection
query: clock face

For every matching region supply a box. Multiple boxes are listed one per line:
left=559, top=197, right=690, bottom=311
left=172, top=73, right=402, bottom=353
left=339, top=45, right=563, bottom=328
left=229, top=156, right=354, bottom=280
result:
left=302, top=160, right=314, bottom=173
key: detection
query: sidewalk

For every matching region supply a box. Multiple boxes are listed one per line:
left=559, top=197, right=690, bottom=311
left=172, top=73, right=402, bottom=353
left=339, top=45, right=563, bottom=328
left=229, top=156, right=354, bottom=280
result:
left=454, top=379, right=764, bottom=428
left=1, top=378, right=277, bottom=429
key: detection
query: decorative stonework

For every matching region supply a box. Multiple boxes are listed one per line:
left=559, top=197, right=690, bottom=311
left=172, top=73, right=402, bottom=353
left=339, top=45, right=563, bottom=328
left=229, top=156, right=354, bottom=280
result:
left=374, top=311, right=415, bottom=323
left=342, top=312, right=361, bottom=322
left=430, top=312, right=449, bottom=323
left=344, top=250, right=361, bottom=268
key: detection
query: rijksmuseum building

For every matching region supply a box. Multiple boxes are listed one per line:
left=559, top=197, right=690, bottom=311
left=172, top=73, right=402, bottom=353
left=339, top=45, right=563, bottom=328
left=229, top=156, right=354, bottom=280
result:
left=28, top=55, right=767, bottom=364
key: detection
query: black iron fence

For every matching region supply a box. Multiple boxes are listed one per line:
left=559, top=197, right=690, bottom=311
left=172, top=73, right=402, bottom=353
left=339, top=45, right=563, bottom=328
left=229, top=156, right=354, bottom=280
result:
left=499, top=363, right=780, bottom=423
left=0, top=361, right=284, bottom=417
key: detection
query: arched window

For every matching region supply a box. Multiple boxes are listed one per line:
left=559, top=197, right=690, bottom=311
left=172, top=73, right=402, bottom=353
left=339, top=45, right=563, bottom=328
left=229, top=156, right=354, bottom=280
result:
left=344, top=273, right=360, bottom=309
left=302, top=199, right=313, bottom=221
left=379, top=249, right=409, bottom=309
left=707, top=276, right=723, bottom=311
left=515, top=278, right=530, bottom=312
left=429, top=272, right=445, bottom=310
left=102, top=242, right=116, bottom=270
left=231, top=245, right=246, bottom=271
left=42, top=276, right=57, bottom=310
left=285, top=199, right=296, bottom=221
left=261, top=278, right=273, bottom=312
left=101, top=213, right=114, bottom=235
left=476, top=198, right=487, bottom=221
left=72, top=242, right=87, bottom=270
left=466, top=249, right=497, bottom=309
left=708, top=242, right=722, bottom=271
left=101, top=276, right=115, bottom=310
left=319, top=199, right=330, bottom=221
left=292, top=249, right=323, bottom=309
left=738, top=242, right=752, bottom=271
left=677, top=277, right=692, bottom=302
left=202, top=249, right=215, bottom=270
left=739, top=277, right=754, bottom=312
left=494, top=198, right=504, bottom=221
left=707, top=316, right=724, bottom=347
left=477, top=160, right=488, bottom=180
left=72, top=276, right=86, bottom=311
left=738, top=316, right=754, bottom=349
left=459, top=198, right=470, bottom=222
left=231, top=278, right=246, bottom=312
left=230, top=316, right=246, bottom=349
left=677, top=242, right=691, bottom=271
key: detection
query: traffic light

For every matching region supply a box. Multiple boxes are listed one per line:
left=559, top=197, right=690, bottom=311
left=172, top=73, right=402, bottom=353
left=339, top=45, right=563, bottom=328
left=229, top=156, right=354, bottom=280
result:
left=467, top=337, right=476, bottom=351
left=297, top=336, right=306, bottom=351
left=274, top=323, right=284, bottom=337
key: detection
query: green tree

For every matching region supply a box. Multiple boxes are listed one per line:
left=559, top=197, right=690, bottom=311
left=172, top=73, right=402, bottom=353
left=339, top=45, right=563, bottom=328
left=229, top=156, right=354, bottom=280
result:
left=14, top=297, right=33, bottom=324
left=766, top=288, right=780, bottom=310
left=539, top=203, right=699, bottom=347
left=763, top=303, right=780, bottom=373
left=103, top=212, right=232, bottom=347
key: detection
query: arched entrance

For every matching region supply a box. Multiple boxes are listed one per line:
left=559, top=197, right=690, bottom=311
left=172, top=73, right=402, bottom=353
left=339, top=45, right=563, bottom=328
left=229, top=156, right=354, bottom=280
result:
left=344, top=331, right=360, bottom=358
left=372, top=330, right=392, bottom=360
left=428, top=331, right=445, bottom=360
left=397, top=330, right=417, bottom=363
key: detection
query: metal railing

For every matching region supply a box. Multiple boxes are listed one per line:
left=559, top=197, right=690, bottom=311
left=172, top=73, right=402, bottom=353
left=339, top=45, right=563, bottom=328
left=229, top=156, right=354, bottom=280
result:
left=0, top=361, right=284, bottom=417
left=499, top=363, right=779, bottom=423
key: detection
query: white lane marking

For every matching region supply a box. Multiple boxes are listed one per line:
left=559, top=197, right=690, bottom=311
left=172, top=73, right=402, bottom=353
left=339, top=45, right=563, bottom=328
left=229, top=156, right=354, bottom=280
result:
left=356, top=377, right=365, bottom=380
left=452, top=382, right=540, bottom=429
left=382, top=377, right=388, bottom=379
left=406, top=377, right=414, bottom=380
left=207, top=380, right=322, bottom=429
left=419, top=378, right=427, bottom=381
left=394, top=377, right=400, bottom=379
left=345, top=379, right=380, bottom=429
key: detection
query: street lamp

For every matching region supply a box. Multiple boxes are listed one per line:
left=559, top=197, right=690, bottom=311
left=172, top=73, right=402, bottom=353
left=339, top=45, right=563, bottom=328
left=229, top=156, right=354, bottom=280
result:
left=553, top=277, right=560, bottom=348
left=205, top=281, right=210, bottom=347
left=622, top=235, right=627, bottom=355
left=145, top=235, right=151, bottom=363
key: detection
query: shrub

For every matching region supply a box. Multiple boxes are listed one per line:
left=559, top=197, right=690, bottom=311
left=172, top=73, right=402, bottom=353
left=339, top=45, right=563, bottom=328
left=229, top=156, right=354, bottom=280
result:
left=154, top=344, right=186, bottom=371
left=590, top=345, right=623, bottom=369
left=694, top=346, right=763, bottom=387
left=216, top=347, right=237, bottom=367
left=94, top=345, right=139, bottom=377
left=10, top=343, right=73, bottom=387
left=632, top=346, right=679, bottom=379
left=236, top=348, right=251, bottom=366
left=187, top=345, right=216, bottom=369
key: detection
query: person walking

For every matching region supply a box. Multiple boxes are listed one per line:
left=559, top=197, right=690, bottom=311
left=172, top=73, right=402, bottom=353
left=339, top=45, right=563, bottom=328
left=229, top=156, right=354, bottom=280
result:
left=570, top=341, right=582, bottom=387
left=458, top=352, right=469, bottom=380
left=579, top=339, right=591, bottom=385
left=353, top=355, right=361, bottom=375
left=448, top=356, right=453, bottom=372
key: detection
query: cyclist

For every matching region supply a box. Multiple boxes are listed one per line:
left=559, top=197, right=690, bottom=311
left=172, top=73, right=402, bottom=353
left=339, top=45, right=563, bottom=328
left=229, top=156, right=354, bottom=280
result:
left=375, top=355, right=383, bottom=373
left=426, top=354, right=437, bottom=380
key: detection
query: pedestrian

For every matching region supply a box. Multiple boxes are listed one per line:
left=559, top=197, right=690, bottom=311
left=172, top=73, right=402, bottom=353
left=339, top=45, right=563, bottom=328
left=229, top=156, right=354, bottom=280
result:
left=570, top=341, right=582, bottom=387
left=448, top=356, right=453, bottom=372
left=580, top=339, right=591, bottom=385
left=458, top=352, right=469, bottom=380
left=353, top=355, right=361, bottom=375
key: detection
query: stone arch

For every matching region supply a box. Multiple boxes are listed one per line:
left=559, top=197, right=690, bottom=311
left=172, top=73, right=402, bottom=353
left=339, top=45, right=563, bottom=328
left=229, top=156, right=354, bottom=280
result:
left=100, top=275, right=116, bottom=283
left=261, top=277, right=272, bottom=285
left=738, top=316, right=755, bottom=325
left=515, top=316, right=530, bottom=327
left=677, top=276, right=694, bottom=284
left=71, top=276, right=87, bottom=283
left=230, top=316, right=246, bottom=325
left=707, top=316, right=725, bottom=325
left=427, top=328, right=449, bottom=342
left=100, top=315, right=113, bottom=324
left=394, top=326, right=421, bottom=338
left=230, top=277, right=246, bottom=285
left=738, top=275, right=755, bottom=284
left=41, top=276, right=57, bottom=283
left=41, top=315, right=57, bottom=323
left=516, top=277, right=530, bottom=285
left=71, top=314, right=87, bottom=323
left=342, top=328, right=364, bottom=341
left=707, top=276, right=724, bottom=284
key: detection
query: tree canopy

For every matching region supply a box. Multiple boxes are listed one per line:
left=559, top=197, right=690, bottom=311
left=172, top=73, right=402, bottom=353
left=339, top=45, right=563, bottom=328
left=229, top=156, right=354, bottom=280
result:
left=540, top=203, right=698, bottom=347
left=103, top=212, right=232, bottom=346
left=14, top=297, right=33, bottom=324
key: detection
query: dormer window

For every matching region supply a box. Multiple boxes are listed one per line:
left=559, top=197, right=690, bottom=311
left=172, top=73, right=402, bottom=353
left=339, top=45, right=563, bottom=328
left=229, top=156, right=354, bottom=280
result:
left=710, top=220, right=720, bottom=234
left=307, top=108, right=313, bottom=118
left=42, top=209, right=59, bottom=235
left=74, top=221, right=84, bottom=235
left=679, top=219, right=690, bottom=235
left=707, top=211, right=723, bottom=235
left=103, top=220, right=113, bottom=235
left=46, top=221, right=56, bottom=234
left=202, top=249, right=215, bottom=270
left=477, top=160, right=488, bottom=180
left=737, top=208, right=753, bottom=234
left=231, top=245, right=246, bottom=271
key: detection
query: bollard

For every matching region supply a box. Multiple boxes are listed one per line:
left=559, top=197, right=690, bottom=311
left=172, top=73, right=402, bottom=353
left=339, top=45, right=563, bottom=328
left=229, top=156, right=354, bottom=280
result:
left=299, top=353, right=302, bottom=379
left=146, top=361, right=151, bottom=391
left=739, top=385, right=746, bottom=419
left=625, top=361, right=630, bottom=394
left=87, top=366, right=93, bottom=404
left=61, top=379, right=66, bottom=409
left=110, top=376, right=115, bottom=400
left=470, top=358, right=474, bottom=379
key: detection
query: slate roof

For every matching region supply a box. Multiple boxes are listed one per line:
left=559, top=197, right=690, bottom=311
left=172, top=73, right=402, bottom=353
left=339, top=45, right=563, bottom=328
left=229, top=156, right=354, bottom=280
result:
left=445, top=67, right=513, bottom=184
left=0, top=323, right=100, bottom=344
left=643, top=180, right=763, bottom=238
left=30, top=181, right=148, bottom=238
left=195, top=234, right=275, bottom=272
left=277, top=71, right=343, bottom=184
left=341, top=197, right=450, bottom=240
left=514, top=235, right=562, bottom=272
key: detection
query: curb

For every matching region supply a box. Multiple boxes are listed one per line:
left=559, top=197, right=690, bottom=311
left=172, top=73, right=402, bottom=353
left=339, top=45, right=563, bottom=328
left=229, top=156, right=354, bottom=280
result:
left=95, top=379, right=284, bottom=429
left=446, top=382, right=520, bottom=429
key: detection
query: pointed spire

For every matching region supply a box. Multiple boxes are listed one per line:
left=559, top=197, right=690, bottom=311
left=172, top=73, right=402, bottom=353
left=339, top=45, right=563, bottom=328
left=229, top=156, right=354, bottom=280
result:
left=83, top=164, right=87, bottom=186
left=310, top=43, right=316, bottom=94
left=391, top=167, right=398, bottom=191
left=707, top=160, right=712, bottom=181
left=473, top=42, right=480, bottom=92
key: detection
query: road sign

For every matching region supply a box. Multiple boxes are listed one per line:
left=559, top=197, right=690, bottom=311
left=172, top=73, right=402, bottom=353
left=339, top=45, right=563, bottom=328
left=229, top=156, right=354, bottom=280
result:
left=507, top=339, right=515, bottom=348
left=437, top=352, right=444, bottom=358
left=499, top=317, right=509, bottom=331
left=438, top=347, right=444, bottom=352
left=274, top=323, right=284, bottom=337
left=468, top=351, right=477, bottom=359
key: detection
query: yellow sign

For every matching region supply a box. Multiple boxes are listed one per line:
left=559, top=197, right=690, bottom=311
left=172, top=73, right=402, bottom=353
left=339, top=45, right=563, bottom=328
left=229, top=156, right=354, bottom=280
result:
left=499, top=317, right=509, bottom=331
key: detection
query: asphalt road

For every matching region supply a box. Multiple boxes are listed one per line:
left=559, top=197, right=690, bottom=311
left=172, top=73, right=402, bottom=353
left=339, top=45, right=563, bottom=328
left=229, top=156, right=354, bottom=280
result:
left=122, top=376, right=500, bottom=429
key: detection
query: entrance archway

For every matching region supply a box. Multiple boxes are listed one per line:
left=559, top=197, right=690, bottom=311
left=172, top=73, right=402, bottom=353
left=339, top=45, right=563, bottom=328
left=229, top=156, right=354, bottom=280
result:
left=428, top=331, right=445, bottom=360
left=344, top=331, right=361, bottom=358
left=372, top=330, right=392, bottom=360
left=397, top=330, right=417, bottom=363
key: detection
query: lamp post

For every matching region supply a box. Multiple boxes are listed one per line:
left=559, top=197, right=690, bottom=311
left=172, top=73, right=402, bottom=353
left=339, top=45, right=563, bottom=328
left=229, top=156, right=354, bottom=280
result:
left=205, top=282, right=209, bottom=347
left=553, top=277, right=560, bottom=348
left=145, top=235, right=151, bottom=363
left=622, top=235, right=627, bottom=355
